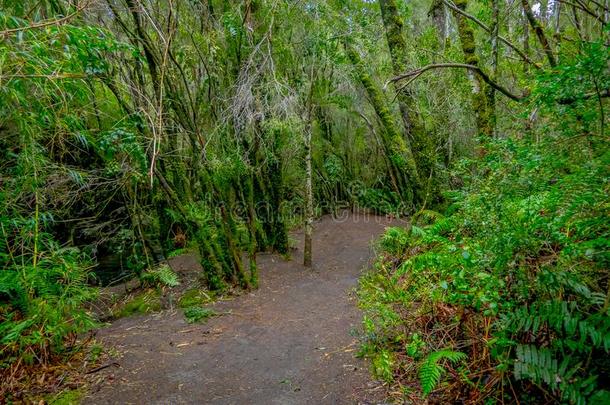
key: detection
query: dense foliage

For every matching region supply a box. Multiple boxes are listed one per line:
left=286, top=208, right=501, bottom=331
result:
left=0, top=0, right=608, bottom=403
left=358, top=44, right=610, bottom=403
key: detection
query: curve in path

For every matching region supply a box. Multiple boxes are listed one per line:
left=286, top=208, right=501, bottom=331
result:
left=85, top=213, right=401, bottom=404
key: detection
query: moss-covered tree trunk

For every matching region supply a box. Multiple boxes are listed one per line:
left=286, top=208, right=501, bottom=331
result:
left=521, top=0, right=557, bottom=67
left=345, top=42, right=422, bottom=206
left=379, top=0, right=439, bottom=203
left=452, top=0, right=495, bottom=137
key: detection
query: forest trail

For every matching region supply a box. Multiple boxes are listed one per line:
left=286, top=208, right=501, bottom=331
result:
left=84, top=213, right=402, bottom=404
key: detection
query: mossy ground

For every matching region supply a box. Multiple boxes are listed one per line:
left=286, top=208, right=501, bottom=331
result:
left=178, top=288, right=215, bottom=308
left=179, top=288, right=217, bottom=323
left=112, top=289, right=162, bottom=318
left=183, top=306, right=217, bottom=324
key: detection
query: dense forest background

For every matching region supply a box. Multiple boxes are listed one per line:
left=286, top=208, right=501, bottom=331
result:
left=1, top=0, right=608, bottom=403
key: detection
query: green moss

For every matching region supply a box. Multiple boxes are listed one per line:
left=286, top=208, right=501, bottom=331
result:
left=113, top=289, right=161, bottom=318
left=47, top=388, right=84, bottom=405
left=379, top=0, right=408, bottom=73
left=178, top=288, right=214, bottom=308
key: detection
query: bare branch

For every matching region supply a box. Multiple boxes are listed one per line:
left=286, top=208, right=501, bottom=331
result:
left=389, top=63, right=526, bottom=102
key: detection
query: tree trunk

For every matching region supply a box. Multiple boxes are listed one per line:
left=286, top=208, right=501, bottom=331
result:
left=452, top=0, right=495, bottom=137
left=344, top=42, right=422, bottom=206
left=521, top=0, right=557, bottom=67
left=379, top=0, right=439, bottom=202
left=304, top=116, right=313, bottom=268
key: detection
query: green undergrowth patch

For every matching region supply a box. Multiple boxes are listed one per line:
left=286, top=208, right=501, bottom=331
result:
left=178, top=288, right=215, bottom=308
left=167, top=241, right=198, bottom=259
left=183, top=306, right=217, bottom=324
left=46, top=388, right=85, bottom=405
left=112, top=289, right=162, bottom=318
left=358, top=136, right=610, bottom=403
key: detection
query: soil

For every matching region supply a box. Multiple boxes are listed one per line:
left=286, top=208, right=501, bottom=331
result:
left=83, top=213, right=404, bottom=404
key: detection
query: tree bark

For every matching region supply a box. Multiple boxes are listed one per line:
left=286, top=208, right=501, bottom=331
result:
left=303, top=112, right=314, bottom=268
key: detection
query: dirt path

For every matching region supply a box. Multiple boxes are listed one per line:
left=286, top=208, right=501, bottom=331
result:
left=85, top=213, right=402, bottom=404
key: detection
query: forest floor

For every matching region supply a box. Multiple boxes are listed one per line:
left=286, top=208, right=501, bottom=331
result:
left=83, top=213, right=403, bottom=404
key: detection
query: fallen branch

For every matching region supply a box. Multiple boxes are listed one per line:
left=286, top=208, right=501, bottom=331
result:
left=85, top=362, right=120, bottom=374
left=389, top=63, right=526, bottom=102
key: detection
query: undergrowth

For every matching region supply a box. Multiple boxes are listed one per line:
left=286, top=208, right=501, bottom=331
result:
left=358, top=139, right=610, bottom=403
left=183, top=307, right=217, bottom=324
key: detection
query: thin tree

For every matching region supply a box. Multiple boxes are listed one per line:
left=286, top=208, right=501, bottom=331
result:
left=303, top=66, right=315, bottom=268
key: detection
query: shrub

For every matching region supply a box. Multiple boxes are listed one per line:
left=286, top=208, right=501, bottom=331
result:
left=0, top=227, right=95, bottom=367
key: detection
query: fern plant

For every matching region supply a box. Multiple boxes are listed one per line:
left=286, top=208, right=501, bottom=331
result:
left=419, top=349, right=466, bottom=396
left=141, top=264, right=180, bottom=288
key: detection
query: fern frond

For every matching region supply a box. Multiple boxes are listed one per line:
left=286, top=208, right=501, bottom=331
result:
left=142, top=265, right=180, bottom=287
left=419, top=349, right=466, bottom=396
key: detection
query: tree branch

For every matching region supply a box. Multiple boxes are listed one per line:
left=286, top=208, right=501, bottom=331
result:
left=0, top=2, right=89, bottom=38
left=443, top=0, right=540, bottom=69
left=389, top=63, right=526, bottom=102
left=557, top=88, right=610, bottom=104
left=521, top=0, right=557, bottom=67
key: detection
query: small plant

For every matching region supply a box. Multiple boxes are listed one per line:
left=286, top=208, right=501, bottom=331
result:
left=405, top=333, right=425, bottom=358
left=113, top=290, right=162, bottom=318
left=372, top=349, right=395, bottom=382
left=183, top=307, right=216, bottom=324
left=419, top=349, right=466, bottom=396
left=141, top=265, right=180, bottom=288
left=87, top=343, right=104, bottom=363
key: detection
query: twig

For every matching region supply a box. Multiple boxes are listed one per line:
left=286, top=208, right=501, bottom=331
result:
left=85, top=362, right=120, bottom=374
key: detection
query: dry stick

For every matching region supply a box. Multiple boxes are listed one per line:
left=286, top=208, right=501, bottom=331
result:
left=85, top=362, right=120, bottom=374
left=389, top=63, right=525, bottom=102
left=442, top=0, right=540, bottom=69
